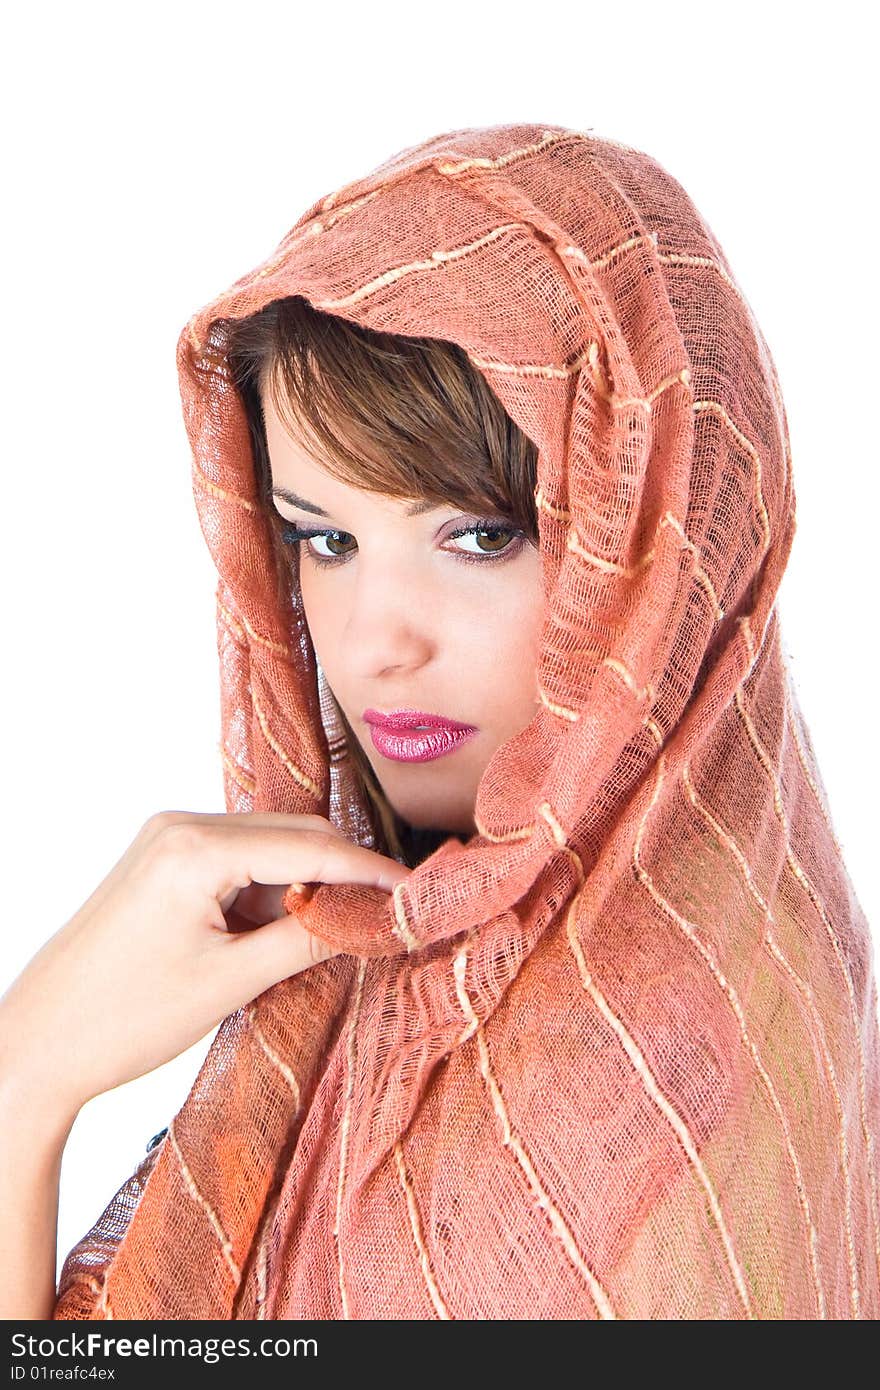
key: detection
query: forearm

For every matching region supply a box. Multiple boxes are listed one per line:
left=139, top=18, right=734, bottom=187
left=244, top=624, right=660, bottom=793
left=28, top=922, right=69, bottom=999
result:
left=0, top=1071, right=79, bottom=1319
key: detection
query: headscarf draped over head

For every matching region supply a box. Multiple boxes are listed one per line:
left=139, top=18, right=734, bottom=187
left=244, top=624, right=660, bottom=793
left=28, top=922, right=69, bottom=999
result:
left=55, top=123, right=880, bottom=1319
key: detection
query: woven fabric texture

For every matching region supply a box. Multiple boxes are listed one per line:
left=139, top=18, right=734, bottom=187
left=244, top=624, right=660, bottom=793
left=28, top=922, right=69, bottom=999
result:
left=54, top=122, right=880, bottom=1319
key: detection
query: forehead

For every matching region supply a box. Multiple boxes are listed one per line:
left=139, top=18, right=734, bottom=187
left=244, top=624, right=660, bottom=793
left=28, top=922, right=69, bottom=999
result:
left=262, top=386, right=366, bottom=510
left=261, top=385, right=439, bottom=519
left=262, top=389, right=331, bottom=479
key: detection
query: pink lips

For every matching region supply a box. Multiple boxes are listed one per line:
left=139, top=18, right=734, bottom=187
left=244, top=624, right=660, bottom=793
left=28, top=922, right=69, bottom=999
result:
left=362, top=708, right=478, bottom=764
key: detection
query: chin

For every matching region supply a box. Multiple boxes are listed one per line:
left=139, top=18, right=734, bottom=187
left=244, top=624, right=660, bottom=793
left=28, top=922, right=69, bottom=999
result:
left=371, top=762, right=478, bottom=839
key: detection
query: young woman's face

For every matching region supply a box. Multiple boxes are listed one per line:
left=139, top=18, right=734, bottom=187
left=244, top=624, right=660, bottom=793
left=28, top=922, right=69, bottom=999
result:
left=263, top=391, right=545, bottom=836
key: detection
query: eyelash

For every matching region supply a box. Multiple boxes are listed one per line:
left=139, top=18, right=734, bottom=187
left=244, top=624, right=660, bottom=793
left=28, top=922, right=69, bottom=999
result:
left=277, top=518, right=527, bottom=569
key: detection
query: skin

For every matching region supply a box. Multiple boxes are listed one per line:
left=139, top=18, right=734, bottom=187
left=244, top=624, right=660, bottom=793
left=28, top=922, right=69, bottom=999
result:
left=262, top=389, right=545, bottom=837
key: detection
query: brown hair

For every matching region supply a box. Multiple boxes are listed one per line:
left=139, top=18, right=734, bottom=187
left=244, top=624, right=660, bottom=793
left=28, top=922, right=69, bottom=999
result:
left=224, top=294, right=539, bottom=867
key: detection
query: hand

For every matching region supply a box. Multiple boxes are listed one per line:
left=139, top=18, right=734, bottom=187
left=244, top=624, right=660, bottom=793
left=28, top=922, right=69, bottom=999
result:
left=0, top=811, right=411, bottom=1121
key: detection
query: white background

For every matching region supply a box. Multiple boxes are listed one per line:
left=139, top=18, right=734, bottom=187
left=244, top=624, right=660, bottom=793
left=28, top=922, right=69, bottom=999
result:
left=0, top=0, right=876, bottom=1285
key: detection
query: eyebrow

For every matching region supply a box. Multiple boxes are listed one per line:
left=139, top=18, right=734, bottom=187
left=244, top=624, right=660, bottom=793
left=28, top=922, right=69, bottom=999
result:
left=271, top=485, right=440, bottom=518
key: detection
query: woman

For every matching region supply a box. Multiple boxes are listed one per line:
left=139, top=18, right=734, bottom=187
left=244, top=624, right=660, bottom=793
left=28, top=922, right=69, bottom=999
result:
left=2, top=121, right=878, bottom=1319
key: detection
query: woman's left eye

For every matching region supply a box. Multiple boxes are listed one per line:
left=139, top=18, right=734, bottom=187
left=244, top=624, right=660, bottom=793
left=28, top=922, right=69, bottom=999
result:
left=278, top=519, right=525, bottom=567
left=445, top=522, right=524, bottom=561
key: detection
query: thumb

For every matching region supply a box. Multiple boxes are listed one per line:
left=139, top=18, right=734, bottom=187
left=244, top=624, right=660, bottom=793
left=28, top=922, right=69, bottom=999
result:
left=232, top=909, right=342, bottom=997
left=233, top=875, right=410, bottom=996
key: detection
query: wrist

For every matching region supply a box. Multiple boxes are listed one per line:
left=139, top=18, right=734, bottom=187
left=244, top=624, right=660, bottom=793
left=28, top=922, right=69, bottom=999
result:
left=0, top=1053, right=84, bottom=1145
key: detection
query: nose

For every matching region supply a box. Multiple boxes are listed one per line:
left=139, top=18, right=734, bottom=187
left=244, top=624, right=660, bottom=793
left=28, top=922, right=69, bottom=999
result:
left=340, top=554, right=437, bottom=681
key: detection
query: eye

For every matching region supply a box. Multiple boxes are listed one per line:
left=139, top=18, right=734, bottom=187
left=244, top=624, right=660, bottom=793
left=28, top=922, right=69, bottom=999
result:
left=444, top=520, right=524, bottom=562
left=279, top=524, right=356, bottom=567
left=306, top=530, right=356, bottom=562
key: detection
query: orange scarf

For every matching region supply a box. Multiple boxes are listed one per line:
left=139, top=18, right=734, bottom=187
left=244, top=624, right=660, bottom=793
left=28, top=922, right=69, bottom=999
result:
left=54, top=123, right=880, bottom=1319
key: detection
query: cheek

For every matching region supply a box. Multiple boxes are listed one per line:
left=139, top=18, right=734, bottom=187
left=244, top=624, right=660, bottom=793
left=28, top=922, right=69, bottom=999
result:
left=298, top=571, right=337, bottom=668
left=460, top=565, right=545, bottom=694
left=505, top=568, right=545, bottom=700
left=497, top=606, right=544, bottom=700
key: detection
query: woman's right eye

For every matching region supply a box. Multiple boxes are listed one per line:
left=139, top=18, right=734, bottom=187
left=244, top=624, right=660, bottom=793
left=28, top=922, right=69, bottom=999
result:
left=280, top=524, right=356, bottom=566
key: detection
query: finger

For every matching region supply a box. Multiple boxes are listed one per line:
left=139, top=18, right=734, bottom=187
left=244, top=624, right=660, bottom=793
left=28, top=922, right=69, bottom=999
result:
left=187, top=823, right=412, bottom=897
left=231, top=912, right=341, bottom=995
left=154, top=810, right=346, bottom=836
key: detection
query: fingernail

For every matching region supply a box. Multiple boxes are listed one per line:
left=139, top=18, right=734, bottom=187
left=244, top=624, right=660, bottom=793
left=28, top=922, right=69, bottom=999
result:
left=380, top=874, right=407, bottom=892
left=284, top=881, right=314, bottom=911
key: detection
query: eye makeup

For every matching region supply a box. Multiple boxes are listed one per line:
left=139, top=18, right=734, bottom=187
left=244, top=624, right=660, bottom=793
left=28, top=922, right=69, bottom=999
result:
left=277, top=516, right=528, bottom=568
